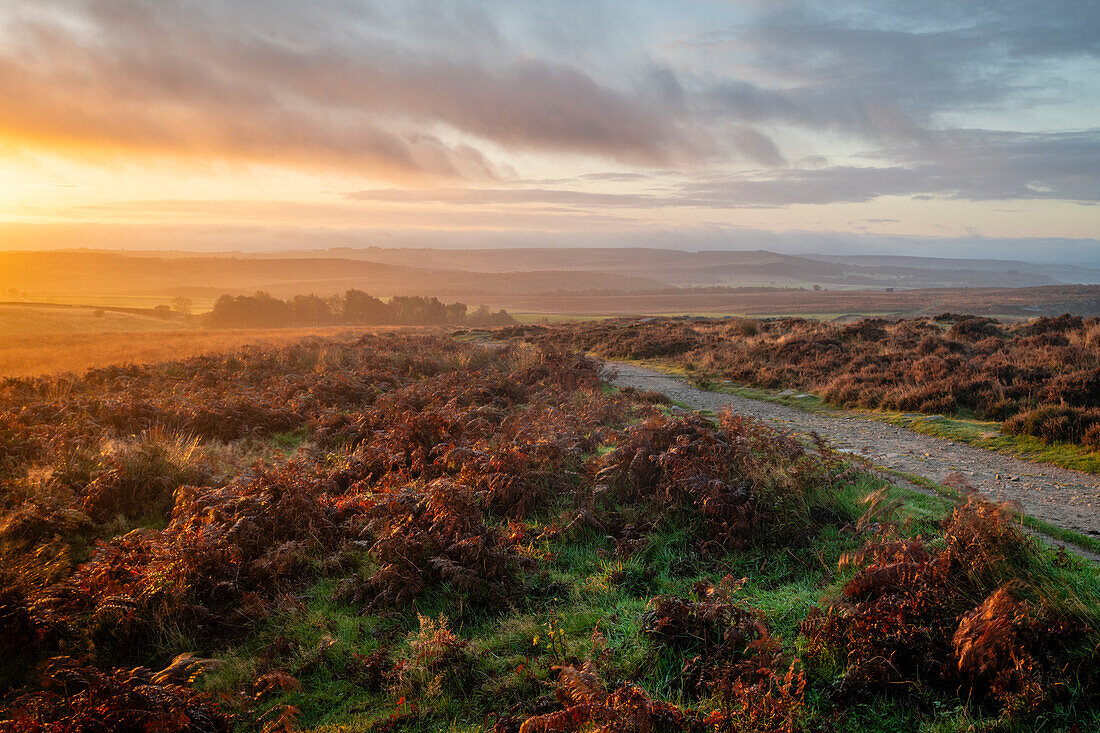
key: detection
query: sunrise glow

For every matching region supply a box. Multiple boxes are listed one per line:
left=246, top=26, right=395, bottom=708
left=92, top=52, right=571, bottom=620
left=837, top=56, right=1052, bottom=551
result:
left=0, top=1, right=1097, bottom=260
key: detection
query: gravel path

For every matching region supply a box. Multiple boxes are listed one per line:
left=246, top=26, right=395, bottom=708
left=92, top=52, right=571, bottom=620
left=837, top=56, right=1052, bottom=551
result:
left=607, top=361, right=1100, bottom=542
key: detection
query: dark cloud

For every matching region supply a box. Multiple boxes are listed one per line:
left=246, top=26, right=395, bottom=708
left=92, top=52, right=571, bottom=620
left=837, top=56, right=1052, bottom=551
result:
left=676, top=129, right=1100, bottom=207
left=690, top=1, right=1100, bottom=142
left=729, top=127, right=787, bottom=166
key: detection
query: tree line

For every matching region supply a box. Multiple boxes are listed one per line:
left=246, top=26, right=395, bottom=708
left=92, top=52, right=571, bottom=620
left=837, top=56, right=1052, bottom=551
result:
left=207, top=290, right=515, bottom=328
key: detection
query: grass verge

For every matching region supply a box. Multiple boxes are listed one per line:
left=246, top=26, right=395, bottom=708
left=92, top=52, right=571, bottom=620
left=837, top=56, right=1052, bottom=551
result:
left=613, top=357, right=1100, bottom=475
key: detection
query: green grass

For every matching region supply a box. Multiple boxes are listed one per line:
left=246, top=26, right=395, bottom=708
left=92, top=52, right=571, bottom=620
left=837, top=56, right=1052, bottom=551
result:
left=883, top=413, right=1100, bottom=474
left=878, top=466, right=1100, bottom=558
left=190, top=371, right=1100, bottom=732
left=608, top=358, right=1100, bottom=563
left=201, top=474, right=877, bottom=729
left=614, top=357, right=1100, bottom=475
left=200, top=462, right=1100, bottom=731
left=271, top=426, right=310, bottom=452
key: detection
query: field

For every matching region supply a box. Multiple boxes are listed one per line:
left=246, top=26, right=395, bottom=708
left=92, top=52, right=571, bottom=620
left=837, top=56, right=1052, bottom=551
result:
left=0, top=325, right=419, bottom=379
left=0, top=302, right=458, bottom=379
left=466, top=284, right=1100, bottom=319
left=4, top=250, right=1100, bottom=323
left=533, top=314, right=1100, bottom=455
left=1, top=332, right=1098, bottom=732
left=0, top=303, right=194, bottom=337
left=13, top=295, right=220, bottom=314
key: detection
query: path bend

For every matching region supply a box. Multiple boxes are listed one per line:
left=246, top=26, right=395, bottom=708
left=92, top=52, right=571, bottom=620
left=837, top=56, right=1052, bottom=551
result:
left=606, top=360, right=1100, bottom=542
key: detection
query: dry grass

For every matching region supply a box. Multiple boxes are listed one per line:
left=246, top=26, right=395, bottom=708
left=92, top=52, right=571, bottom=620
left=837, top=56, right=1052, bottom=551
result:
left=464, top=284, right=1100, bottom=318
left=0, top=325, right=419, bottom=378
left=0, top=304, right=190, bottom=337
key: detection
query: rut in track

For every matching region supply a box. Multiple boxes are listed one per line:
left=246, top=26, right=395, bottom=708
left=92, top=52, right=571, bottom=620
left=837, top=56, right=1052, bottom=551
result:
left=607, top=360, right=1100, bottom=544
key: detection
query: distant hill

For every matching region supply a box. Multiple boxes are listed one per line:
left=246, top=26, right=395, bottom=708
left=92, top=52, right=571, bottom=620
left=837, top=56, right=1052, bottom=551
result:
left=270, top=247, right=1077, bottom=289
left=3, top=249, right=1098, bottom=314
left=443, top=284, right=1100, bottom=319
left=803, top=253, right=1100, bottom=286
left=0, top=251, right=664, bottom=299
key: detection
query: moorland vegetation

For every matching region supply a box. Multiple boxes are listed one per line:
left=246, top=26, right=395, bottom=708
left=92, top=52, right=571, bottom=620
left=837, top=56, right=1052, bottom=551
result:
left=532, top=314, right=1100, bottom=452
left=0, top=333, right=1097, bottom=731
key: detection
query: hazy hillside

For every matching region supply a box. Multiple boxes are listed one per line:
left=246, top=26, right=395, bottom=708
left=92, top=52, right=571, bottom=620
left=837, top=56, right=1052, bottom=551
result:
left=461, top=284, right=1100, bottom=318
left=806, top=253, right=1100, bottom=286
left=0, top=251, right=663, bottom=299
left=3, top=250, right=1096, bottom=316
left=276, top=247, right=1074, bottom=288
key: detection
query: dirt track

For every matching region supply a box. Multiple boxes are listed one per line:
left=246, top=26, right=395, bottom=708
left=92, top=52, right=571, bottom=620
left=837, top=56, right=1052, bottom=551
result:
left=607, top=361, right=1100, bottom=543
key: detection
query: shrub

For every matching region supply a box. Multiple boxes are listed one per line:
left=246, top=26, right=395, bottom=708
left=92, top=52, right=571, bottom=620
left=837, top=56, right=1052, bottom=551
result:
left=515, top=663, right=690, bottom=733
left=1003, top=406, right=1100, bottom=446
left=5, top=656, right=231, bottom=732
left=362, top=479, right=527, bottom=610
left=533, top=314, right=1100, bottom=450
left=390, top=614, right=478, bottom=700
left=593, top=412, right=839, bottom=551
left=800, top=496, right=1094, bottom=716
left=81, top=430, right=215, bottom=523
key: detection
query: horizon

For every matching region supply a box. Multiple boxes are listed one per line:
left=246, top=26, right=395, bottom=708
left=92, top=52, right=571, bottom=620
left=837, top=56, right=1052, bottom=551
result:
left=0, top=1, right=1097, bottom=265
left=3, top=240, right=1100, bottom=271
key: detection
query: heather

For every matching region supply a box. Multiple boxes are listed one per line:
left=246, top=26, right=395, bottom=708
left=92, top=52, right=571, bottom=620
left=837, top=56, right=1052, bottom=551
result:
left=530, top=314, right=1100, bottom=451
left=1, top=333, right=1096, bottom=732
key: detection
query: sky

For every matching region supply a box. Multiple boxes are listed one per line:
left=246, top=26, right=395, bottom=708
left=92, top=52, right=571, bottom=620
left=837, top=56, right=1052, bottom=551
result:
left=0, top=0, right=1098, bottom=263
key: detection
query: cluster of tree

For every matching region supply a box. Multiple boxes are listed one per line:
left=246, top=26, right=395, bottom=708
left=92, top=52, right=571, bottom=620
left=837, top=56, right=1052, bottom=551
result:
left=207, top=290, right=515, bottom=328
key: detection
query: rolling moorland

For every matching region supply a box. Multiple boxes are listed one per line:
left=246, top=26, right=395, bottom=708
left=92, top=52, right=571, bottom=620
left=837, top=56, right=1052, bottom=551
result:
left=6, top=1, right=1099, bottom=729
left=0, top=292, right=516, bottom=378
left=6, top=251, right=1100, bottom=321
left=1, top=333, right=1099, bottom=732
left=464, top=285, right=1100, bottom=320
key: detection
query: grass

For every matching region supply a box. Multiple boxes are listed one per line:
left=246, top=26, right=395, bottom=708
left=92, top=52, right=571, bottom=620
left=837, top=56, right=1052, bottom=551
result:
left=20, top=293, right=220, bottom=314
left=271, top=426, right=310, bottom=452
left=0, top=324, right=423, bottom=378
left=199, top=476, right=866, bottom=728
left=603, top=357, right=1100, bottom=564
left=616, top=356, right=1100, bottom=476
left=11, top=335, right=1098, bottom=732
left=0, top=303, right=194, bottom=336
left=198, top=465, right=1100, bottom=731
left=878, top=466, right=1100, bottom=557
left=884, top=413, right=1100, bottom=474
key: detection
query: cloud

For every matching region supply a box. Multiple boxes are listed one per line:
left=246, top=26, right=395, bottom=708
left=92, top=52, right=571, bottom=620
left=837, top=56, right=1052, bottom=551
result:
left=346, top=128, right=1100, bottom=209
left=730, top=126, right=787, bottom=166
left=1, top=0, right=1097, bottom=208
left=685, top=1, right=1100, bottom=142
left=344, top=187, right=658, bottom=208
left=0, top=1, right=706, bottom=179
left=673, top=128, right=1100, bottom=207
